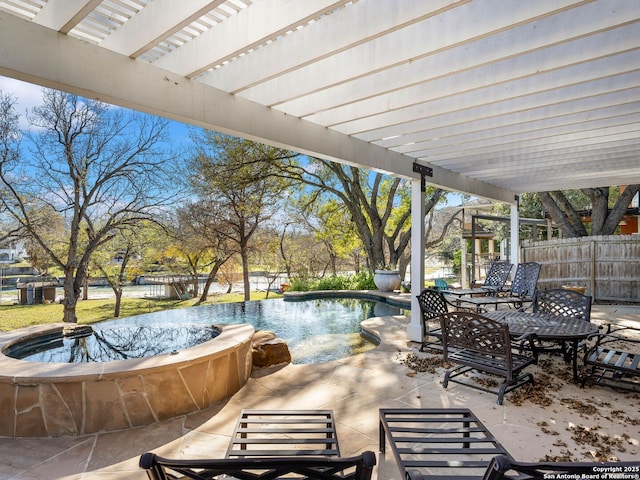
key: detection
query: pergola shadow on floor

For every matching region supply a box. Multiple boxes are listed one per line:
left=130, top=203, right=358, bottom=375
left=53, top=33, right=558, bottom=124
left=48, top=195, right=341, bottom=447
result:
left=0, top=303, right=638, bottom=479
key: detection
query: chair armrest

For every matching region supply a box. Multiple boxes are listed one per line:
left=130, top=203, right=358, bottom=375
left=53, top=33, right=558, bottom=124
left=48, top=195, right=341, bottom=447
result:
left=585, top=324, right=640, bottom=352
left=587, top=324, right=640, bottom=346
left=514, top=333, right=539, bottom=362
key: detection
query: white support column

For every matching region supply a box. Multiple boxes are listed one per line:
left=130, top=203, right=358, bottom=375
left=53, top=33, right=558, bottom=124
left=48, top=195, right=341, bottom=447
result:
left=408, top=178, right=425, bottom=342
left=510, top=201, right=520, bottom=268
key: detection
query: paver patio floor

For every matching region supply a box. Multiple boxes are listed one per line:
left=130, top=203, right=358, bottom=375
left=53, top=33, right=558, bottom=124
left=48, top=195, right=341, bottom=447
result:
left=0, top=304, right=638, bottom=479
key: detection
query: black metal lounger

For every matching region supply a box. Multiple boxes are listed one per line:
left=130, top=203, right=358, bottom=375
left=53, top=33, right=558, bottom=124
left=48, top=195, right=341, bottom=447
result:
left=582, top=324, right=640, bottom=391
left=380, top=408, right=638, bottom=480
left=379, top=408, right=512, bottom=480
left=140, top=409, right=376, bottom=480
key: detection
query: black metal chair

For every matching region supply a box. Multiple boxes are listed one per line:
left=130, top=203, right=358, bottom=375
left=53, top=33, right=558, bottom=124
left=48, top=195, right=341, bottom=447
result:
left=139, top=451, right=377, bottom=480
left=474, top=260, right=513, bottom=293
left=440, top=261, right=513, bottom=302
left=456, top=262, right=541, bottom=312
left=416, top=288, right=451, bottom=351
left=440, top=311, right=538, bottom=404
left=531, top=288, right=592, bottom=321
left=502, top=261, right=541, bottom=302
left=528, top=288, right=593, bottom=360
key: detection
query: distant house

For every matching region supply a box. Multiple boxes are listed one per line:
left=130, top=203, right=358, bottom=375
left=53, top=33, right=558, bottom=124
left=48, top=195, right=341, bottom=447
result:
left=0, top=240, right=27, bottom=263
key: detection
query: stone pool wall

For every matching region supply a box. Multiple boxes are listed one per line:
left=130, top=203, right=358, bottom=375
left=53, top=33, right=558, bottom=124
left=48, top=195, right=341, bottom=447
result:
left=0, top=323, right=254, bottom=437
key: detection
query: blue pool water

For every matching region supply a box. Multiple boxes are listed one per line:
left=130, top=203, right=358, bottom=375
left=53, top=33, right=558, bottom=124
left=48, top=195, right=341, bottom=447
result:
left=8, top=297, right=404, bottom=364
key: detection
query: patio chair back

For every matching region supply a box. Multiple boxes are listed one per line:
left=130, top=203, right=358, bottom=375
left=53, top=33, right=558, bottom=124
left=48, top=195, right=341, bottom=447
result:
left=481, top=261, right=513, bottom=291
left=509, top=262, right=541, bottom=298
left=416, top=288, right=449, bottom=351
left=417, top=288, right=448, bottom=323
left=433, top=278, right=449, bottom=291
left=439, top=311, right=537, bottom=404
left=532, top=288, right=592, bottom=321
left=440, top=312, right=513, bottom=361
left=139, top=451, right=376, bottom=480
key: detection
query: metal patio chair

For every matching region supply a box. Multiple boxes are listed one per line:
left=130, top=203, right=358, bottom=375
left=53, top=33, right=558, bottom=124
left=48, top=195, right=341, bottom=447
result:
left=456, top=262, right=541, bottom=312
left=526, top=288, right=593, bottom=360
left=416, top=288, right=451, bottom=351
left=440, top=311, right=538, bottom=404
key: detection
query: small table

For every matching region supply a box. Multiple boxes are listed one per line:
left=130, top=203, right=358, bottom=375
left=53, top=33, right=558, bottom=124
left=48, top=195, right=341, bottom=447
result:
left=483, top=311, right=599, bottom=382
left=379, top=408, right=511, bottom=480
left=226, top=409, right=340, bottom=458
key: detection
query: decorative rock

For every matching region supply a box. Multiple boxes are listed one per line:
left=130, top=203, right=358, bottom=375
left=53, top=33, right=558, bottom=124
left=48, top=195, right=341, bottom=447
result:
left=62, top=325, right=93, bottom=338
left=252, top=330, right=277, bottom=346
left=252, top=331, right=291, bottom=367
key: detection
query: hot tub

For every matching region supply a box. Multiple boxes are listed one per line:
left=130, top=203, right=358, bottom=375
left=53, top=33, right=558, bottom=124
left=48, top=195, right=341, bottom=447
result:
left=0, top=322, right=254, bottom=437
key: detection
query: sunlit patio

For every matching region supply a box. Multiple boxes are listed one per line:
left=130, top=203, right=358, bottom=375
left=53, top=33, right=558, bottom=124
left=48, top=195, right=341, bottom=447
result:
left=0, top=301, right=638, bottom=479
left=0, top=2, right=639, bottom=478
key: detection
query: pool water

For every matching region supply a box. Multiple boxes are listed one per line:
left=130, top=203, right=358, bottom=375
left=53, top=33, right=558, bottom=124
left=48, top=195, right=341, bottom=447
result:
left=9, top=298, right=403, bottom=364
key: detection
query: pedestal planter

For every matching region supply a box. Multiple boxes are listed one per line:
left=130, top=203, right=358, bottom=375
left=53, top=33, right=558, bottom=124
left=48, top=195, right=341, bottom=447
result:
left=374, top=270, right=402, bottom=292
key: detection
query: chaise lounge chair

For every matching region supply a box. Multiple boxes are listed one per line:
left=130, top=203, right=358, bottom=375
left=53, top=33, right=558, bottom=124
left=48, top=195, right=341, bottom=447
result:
left=140, top=409, right=376, bottom=480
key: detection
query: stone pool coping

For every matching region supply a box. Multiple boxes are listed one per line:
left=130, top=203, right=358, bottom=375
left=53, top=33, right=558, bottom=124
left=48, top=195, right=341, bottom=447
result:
left=283, top=289, right=411, bottom=309
left=0, top=322, right=254, bottom=437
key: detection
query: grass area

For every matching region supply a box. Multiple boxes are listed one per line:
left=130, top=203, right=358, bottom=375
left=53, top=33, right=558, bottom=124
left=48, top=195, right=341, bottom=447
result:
left=0, top=291, right=282, bottom=332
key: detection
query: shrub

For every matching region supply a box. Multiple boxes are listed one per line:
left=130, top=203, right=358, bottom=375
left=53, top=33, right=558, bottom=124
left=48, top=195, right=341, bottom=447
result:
left=286, top=272, right=375, bottom=292
left=288, top=278, right=311, bottom=291
left=313, top=274, right=347, bottom=290
left=349, top=271, right=376, bottom=290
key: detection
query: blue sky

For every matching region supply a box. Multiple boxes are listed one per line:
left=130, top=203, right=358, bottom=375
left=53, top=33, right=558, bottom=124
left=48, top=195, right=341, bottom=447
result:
left=1, top=75, right=468, bottom=207
left=0, top=75, right=192, bottom=145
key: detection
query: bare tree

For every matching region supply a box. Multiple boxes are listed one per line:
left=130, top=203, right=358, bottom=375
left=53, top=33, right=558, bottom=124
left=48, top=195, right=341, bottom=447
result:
left=0, top=91, right=25, bottom=246
left=0, top=89, right=177, bottom=322
left=278, top=158, right=452, bottom=276
left=91, top=223, right=157, bottom=317
left=188, top=132, right=297, bottom=301
left=169, top=201, right=235, bottom=303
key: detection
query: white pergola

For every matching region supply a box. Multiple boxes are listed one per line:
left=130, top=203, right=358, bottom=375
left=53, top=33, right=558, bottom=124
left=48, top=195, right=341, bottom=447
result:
left=1, top=0, right=639, bottom=340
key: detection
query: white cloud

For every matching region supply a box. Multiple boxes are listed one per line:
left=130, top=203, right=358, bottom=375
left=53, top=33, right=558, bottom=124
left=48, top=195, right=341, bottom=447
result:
left=0, top=76, right=45, bottom=129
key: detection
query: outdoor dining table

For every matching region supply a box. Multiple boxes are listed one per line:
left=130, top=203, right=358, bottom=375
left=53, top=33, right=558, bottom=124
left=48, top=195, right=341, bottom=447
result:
left=483, top=310, right=599, bottom=383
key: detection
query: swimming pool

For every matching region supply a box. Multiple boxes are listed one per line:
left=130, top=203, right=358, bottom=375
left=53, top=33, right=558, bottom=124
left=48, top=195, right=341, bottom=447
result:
left=0, top=295, right=406, bottom=436
left=7, top=297, right=404, bottom=365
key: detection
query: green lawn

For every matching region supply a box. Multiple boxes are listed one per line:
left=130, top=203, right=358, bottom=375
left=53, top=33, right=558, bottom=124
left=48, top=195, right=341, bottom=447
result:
left=0, top=291, right=282, bottom=332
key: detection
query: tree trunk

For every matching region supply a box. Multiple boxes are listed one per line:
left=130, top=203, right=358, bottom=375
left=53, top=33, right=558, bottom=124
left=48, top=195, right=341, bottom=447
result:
left=62, top=273, right=80, bottom=323
left=241, top=245, right=251, bottom=301
left=601, top=185, right=640, bottom=234
left=586, top=187, right=608, bottom=234
left=539, top=185, right=640, bottom=237
left=198, top=266, right=220, bottom=303
left=539, top=191, right=586, bottom=237
left=114, top=290, right=122, bottom=317
left=83, top=275, right=89, bottom=300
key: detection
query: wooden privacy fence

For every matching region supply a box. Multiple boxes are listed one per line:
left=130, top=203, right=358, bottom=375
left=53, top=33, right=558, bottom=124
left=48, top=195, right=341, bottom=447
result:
left=521, top=235, right=639, bottom=303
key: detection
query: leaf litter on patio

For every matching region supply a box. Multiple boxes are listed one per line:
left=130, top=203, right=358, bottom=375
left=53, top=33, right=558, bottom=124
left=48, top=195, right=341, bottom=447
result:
left=397, top=350, right=640, bottom=462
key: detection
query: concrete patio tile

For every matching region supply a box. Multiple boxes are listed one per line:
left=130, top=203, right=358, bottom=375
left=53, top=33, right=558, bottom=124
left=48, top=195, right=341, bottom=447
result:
left=0, top=437, right=92, bottom=479
left=86, top=416, right=185, bottom=472
left=6, top=437, right=96, bottom=480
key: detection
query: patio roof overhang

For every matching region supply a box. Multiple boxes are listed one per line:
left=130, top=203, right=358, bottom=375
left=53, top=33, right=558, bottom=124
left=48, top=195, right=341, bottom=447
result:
left=1, top=0, right=639, bottom=205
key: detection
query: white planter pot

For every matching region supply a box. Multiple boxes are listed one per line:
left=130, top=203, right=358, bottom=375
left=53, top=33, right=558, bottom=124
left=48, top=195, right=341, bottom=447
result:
left=373, top=270, right=402, bottom=292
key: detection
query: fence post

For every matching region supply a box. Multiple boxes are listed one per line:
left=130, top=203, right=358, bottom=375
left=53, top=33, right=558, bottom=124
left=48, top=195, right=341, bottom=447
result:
left=590, top=239, right=596, bottom=299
